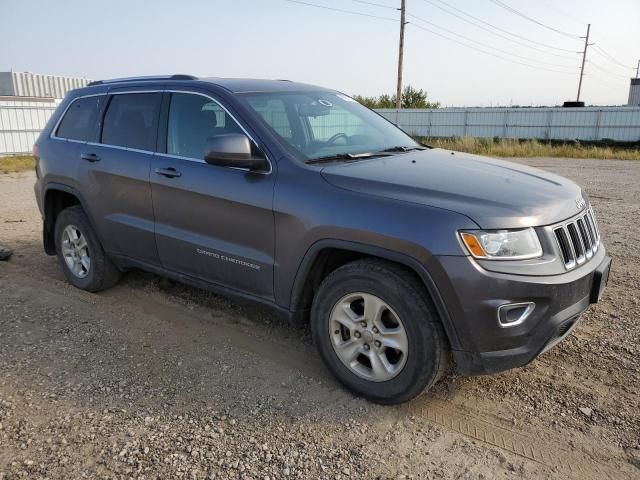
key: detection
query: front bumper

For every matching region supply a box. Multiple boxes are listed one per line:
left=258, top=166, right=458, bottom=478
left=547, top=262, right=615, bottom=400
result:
left=432, top=247, right=611, bottom=376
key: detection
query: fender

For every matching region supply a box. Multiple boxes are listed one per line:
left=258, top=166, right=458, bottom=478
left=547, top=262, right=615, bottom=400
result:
left=289, top=239, right=462, bottom=350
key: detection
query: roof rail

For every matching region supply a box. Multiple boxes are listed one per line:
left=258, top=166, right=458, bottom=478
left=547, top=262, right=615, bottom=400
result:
left=87, top=74, right=197, bottom=86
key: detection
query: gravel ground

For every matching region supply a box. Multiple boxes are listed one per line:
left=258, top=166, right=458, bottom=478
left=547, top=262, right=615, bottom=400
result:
left=0, top=157, right=638, bottom=479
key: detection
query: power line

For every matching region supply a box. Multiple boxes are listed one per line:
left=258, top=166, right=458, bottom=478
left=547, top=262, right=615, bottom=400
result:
left=536, top=0, right=586, bottom=26
left=409, top=22, right=576, bottom=75
left=488, top=0, right=581, bottom=39
left=420, top=0, right=578, bottom=57
left=406, top=12, right=577, bottom=70
left=587, top=74, right=629, bottom=91
left=351, top=0, right=398, bottom=10
left=588, top=61, right=633, bottom=81
left=284, top=0, right=397, bottom=22
left=592, top=45, right=636, bottom=71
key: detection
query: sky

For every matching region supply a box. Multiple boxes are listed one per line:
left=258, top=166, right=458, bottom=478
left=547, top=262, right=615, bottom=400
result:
left=1, top=0, right=638, bottom=106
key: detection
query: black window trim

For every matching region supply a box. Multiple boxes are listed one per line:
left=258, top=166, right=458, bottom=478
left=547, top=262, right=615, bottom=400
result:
left=97, top=90, right=164, bottom=155
left=52, top=89, right=272, bottom=175
left=50, top=93, right=106, bottom=144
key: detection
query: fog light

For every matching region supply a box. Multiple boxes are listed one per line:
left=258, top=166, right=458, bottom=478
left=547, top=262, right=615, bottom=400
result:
left=497, top=302, right=535, bottom=327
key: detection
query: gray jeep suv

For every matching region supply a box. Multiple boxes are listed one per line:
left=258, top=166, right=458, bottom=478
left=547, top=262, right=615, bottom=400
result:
left=33, top=75, right=611, bottom=404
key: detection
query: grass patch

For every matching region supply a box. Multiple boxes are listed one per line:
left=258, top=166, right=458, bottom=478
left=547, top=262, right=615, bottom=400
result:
left=422, top=137, right=640, bottom=160
left=0, top=155, right=35, bottom=173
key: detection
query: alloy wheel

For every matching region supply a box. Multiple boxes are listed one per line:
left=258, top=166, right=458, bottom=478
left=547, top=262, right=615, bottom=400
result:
left=329, top=292, right=409, bottom=382
left=61, top=225, right=91, bottom=278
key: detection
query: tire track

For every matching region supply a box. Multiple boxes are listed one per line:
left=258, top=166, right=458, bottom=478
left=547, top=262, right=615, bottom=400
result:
left=405, top=398, right=632, bottom=480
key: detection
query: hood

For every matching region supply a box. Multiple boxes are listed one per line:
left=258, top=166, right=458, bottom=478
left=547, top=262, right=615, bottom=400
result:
left=320, top=148, right=586, bottom=229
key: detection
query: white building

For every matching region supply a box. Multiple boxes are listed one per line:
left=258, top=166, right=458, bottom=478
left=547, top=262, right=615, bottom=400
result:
left=0, top=71, right=91, bottom=99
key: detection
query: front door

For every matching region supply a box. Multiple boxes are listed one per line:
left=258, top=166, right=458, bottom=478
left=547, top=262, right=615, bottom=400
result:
left=150, top=91, right=275, bottom=300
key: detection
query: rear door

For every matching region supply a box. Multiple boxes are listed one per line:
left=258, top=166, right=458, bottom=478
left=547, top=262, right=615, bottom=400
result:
left=76, top=88, right=162, bottom=265
left=47, top=94, right=104, bottom=192
left=150, top=90, right=276, bottom=299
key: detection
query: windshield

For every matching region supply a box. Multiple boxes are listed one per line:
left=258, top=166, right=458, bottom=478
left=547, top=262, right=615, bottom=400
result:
left=240, top=91, right=421, bottom=161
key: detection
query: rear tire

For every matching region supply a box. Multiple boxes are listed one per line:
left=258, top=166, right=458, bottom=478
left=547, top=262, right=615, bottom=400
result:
left=311, top=259, right=449, bottom=404
left=54, top=205, right=121, bottom=292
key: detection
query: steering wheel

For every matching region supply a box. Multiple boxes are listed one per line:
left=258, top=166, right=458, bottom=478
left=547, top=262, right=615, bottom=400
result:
left=326, top=133, right=348, bottom=145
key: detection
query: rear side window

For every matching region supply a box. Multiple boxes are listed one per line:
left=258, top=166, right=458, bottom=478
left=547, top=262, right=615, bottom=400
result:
left=101, top=93, right=161, bottom=151
left=56, top=96, right=100, bottom=141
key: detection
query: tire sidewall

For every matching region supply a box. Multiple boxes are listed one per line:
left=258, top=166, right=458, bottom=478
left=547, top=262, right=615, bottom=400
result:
left=311, top=267, right=442, bottom=404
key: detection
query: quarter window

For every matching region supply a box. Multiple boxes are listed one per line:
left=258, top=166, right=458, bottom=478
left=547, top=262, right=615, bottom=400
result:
left=56, top=96, right=100, bottom=141
left=101, top=93, right=161, bottom=151
left=167, top=93, right=245, bottom=160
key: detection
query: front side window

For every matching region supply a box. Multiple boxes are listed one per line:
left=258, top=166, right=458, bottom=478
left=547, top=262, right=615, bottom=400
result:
left=167, top=92, right=244, bottom=160
left=56, top=95, right=101, bottom=141
left=241, top=92, right=420, bottom=161
left=101, top=93, right=161, bottom=151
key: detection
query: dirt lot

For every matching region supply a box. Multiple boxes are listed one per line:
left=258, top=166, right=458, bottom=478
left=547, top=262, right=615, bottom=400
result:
left=0, top=158, right=638, bottom=480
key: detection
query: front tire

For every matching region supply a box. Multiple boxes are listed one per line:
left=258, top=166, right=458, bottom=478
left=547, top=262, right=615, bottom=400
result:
left=311, top=259, right=448, bottom=404
left=54, top=205, right=121, bottom=292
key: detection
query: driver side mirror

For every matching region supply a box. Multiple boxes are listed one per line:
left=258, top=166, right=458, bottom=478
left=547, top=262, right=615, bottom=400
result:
left=204, top=134, right=267, bottom=171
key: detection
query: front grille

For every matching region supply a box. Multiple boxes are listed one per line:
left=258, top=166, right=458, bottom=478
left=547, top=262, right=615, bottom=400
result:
left=552, top=207, right=600, bottom=270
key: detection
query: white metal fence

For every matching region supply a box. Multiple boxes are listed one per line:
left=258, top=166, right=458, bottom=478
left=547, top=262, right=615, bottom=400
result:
left=2, top=104, right=640, bottom=156
left=376, top=107, right=640, bottom=142
left=0, top=98, right=57, bottom=155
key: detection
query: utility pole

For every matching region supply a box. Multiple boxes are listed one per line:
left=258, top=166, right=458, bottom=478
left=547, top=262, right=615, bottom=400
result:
left=576, top=23, right=591, bottom=102
left=395, top=0, right=407, bottom=110
left=636, top=59, right=639, bottom=79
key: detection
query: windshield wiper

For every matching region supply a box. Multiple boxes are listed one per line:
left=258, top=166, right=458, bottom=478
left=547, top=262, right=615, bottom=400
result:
left=305, top=146, right=425, bottom=165
left=305, top=152, right=392, bottom=165
left=378, top=145, right=427, bottom=153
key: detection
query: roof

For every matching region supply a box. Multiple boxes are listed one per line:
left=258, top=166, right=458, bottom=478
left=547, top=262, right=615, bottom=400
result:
left=85, top=75, right=332, bottom=94
left=201, top=77, right=332, bottom=93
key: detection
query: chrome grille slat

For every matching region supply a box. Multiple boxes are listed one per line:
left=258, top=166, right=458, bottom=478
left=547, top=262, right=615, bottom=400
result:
left=584, top=214, right=598, bottom=253
left=576, top=218, right=593, bottom=259
left=553, top=227, right=575, bottom=269
left=552, top=206, right=601, bottom=270
left=588, top=207, right=600, bottom=242
left=566, top=223, right=585, bottom=264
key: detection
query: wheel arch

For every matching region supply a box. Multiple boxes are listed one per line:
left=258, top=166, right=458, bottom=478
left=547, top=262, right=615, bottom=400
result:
left=42, top=183, right=100, bottom=255
left=289, top=239, right=461, bottom=350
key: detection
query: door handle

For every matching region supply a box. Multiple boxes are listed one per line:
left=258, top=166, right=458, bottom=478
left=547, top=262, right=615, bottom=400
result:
left=80, top=153, right=100, bottom=162
left=155, top=167, right=182, bottom=178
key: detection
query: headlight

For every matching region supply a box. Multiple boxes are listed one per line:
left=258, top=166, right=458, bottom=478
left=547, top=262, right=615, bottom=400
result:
left=460, top=228, right=542, bottom=260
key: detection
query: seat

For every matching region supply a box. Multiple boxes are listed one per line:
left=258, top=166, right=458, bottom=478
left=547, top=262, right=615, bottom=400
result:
left=105, top=110, right=149, bottom=150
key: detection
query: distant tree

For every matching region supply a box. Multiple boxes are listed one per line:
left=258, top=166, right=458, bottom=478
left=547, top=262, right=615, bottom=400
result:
left=377, top=94, right=395, bottom=109
left=352, top=86, right=439, bottom=109
left=351, top=95, right=379, bottom=109
left=398, top=85, right=440, bottom=109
